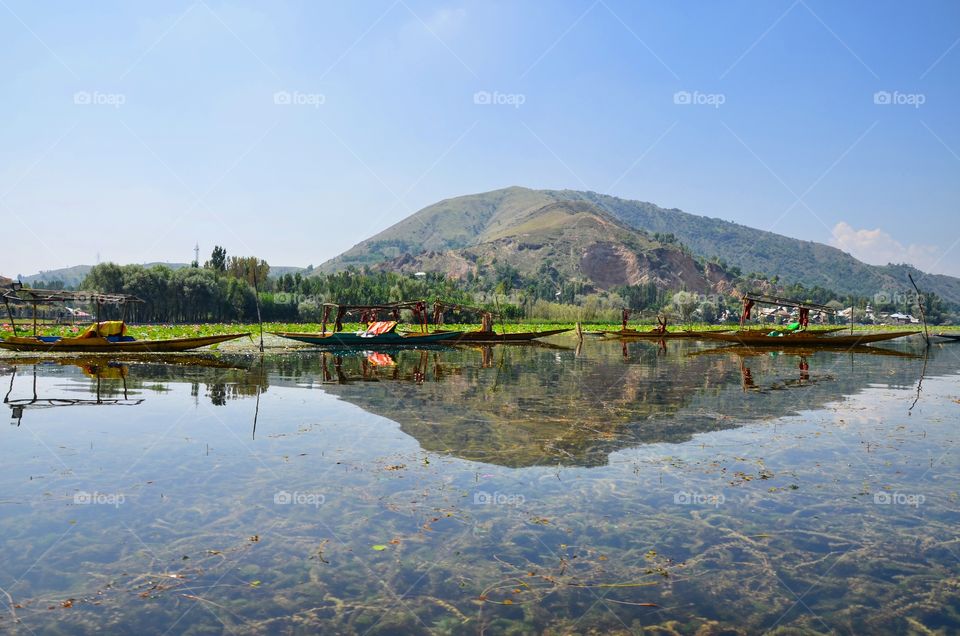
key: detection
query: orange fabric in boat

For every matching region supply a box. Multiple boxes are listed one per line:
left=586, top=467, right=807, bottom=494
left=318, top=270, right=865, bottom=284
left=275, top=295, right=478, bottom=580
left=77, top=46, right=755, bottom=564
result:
left=79, top=321, right=127, bottom=339
left=363, top=321, right=397, bottom=336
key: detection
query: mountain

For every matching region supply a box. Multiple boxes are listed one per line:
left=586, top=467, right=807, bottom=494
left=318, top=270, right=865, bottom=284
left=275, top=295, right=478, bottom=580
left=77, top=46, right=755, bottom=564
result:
left=18, top=263, right=307, bottom=287
left=320, top=188, right=730, bottom=293
left=320, top=186, right=960, bottom=304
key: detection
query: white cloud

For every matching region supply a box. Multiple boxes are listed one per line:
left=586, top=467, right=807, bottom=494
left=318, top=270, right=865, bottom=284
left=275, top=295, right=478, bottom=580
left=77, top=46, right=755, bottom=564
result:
left=830, top=222, right=942, bottom=272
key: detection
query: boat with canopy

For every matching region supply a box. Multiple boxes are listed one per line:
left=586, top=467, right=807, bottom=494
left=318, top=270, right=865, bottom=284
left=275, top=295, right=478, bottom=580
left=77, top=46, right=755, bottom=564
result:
left=0, top=287, right=249, bottom=353
left=271, top=301, right=464, bottom=347
left=701, top=293, right=919, bottom=348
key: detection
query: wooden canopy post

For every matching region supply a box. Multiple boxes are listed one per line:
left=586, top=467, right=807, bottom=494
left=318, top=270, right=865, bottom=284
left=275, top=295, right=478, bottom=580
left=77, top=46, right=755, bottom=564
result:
left=4, top=296, right=16, bottom=335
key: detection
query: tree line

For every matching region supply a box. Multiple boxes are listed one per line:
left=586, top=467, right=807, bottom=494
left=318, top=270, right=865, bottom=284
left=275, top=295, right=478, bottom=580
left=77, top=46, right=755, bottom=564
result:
left=44, top=245, right=957, bottom=325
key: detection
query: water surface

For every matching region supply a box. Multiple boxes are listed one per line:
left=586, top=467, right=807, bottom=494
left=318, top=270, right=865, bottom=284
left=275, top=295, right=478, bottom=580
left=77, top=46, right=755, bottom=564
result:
left=1, top=339, right=958, bottom=634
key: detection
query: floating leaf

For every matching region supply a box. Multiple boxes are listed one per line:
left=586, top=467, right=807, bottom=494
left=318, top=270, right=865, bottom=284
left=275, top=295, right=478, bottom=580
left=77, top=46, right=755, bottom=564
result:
left=372, top=544, right=388, bottom=551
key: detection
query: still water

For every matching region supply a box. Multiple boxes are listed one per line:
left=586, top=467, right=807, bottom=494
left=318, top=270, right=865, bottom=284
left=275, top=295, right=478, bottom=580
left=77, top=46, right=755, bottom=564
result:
left=1, top=339, right=958, bottom=634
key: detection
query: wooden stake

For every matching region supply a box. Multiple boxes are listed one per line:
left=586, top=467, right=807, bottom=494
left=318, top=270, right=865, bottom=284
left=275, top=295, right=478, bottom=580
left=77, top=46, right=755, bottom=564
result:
left=908, top=273, right=930, bottom=346
left=252, top=277, right=264, bottom=353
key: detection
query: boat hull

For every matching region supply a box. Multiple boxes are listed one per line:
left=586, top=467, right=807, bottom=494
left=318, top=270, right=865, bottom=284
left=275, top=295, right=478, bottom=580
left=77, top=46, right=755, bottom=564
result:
left=439, top=328, right=572, bottom=343
left=701, top=331, right=920, bottom=347
left=600, top=329, right=729, bottom=339
left=0, top=333, right=248, bottom=353
left=272, top=330, right=463, bottom=347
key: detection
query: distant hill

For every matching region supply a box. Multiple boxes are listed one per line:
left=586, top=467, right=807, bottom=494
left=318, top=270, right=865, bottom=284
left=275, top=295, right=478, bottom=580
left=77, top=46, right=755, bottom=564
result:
left=19, top=263, right=189, bottom=287
left=320, top=188, right=731, bottom=293
left=320, top=186, right=960, bottom=304
left=18, top=263, right=306, bottom=287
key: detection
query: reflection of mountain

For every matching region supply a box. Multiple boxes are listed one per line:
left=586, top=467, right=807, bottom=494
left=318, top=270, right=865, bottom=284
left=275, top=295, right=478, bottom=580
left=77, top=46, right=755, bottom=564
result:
left=306, top=343, right=944, bottom=468
left=5, top=343, right=950, bottom=468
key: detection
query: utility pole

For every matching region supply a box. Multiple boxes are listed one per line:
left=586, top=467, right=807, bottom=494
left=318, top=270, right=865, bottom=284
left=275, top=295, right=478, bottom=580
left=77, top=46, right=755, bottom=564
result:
left=193, top=243, right=200, bottom=267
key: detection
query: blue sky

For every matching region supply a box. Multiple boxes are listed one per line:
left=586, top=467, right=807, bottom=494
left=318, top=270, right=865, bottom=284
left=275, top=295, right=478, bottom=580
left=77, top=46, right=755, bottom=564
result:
left=2, top=0, right=958, bottom=278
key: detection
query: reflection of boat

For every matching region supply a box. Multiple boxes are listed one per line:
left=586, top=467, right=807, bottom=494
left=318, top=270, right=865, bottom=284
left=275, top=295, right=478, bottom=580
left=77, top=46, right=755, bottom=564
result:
left=1, top=354, right=251, bottom=370
left=318, top=349, right=444, bottom=384
left=4, top=362, right=144, bottom=425
left=272, top=302, right=463, bottom=347
left=1, top=288, right=248, bottom=353
left=687, top=345, right=923, bottom=359
left=702, top=331, right=920, bottom=347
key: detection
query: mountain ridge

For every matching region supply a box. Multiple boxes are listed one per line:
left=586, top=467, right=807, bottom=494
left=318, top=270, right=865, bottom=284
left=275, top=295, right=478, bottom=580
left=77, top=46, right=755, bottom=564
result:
left=319, top=186, right=960, bottom=304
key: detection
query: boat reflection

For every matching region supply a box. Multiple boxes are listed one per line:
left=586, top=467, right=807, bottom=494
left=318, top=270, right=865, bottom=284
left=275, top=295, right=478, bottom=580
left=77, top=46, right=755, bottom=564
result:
left=5, top=360, right=144, bottom=426
left=3, top=355, right=254, bottom=423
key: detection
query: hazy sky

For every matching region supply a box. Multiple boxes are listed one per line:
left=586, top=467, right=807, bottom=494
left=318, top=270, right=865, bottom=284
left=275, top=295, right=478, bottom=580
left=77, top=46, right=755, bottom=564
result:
left=2, top=0, right=958, bottom=278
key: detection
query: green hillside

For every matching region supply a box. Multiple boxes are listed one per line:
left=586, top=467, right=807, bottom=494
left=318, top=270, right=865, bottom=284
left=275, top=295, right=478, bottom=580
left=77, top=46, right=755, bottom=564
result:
left=319, top=186, right=960, bottom=304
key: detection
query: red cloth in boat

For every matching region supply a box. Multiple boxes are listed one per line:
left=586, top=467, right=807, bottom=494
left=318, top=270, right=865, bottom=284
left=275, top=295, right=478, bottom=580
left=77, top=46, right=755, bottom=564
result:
left=363, top=321, right=397, bottom=336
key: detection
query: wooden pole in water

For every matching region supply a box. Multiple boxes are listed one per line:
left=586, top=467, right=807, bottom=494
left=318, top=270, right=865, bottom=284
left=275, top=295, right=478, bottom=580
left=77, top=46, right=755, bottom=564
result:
left=252, top=276, right=264, bottom=353
left=908, top=273, right=930, bottom=346
left=494, top=296, right=505, bottom=336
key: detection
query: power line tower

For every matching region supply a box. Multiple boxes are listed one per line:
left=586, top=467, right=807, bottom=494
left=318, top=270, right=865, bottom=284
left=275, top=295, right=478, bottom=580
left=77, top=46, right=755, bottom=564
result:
left=193, top=242, right=200, bottom=267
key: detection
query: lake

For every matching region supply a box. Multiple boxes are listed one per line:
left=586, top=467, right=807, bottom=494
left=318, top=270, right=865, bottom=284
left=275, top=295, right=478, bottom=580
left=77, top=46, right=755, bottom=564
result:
left=1, top=338, right=958, bottom=634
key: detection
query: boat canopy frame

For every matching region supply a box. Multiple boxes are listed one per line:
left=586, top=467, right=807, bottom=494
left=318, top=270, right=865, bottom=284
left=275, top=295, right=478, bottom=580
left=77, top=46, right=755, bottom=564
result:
left=2, top=288, right=145, bottom=337
left=738, top=292, right=836, bottom=329
left=431, top=300, right=496, bottom=332
left=318, top=301, right=431, bottom=334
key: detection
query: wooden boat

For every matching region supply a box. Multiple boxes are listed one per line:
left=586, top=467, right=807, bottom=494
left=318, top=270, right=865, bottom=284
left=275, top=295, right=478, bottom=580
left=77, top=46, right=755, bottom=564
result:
left=436, top=328, right=571, bottom=343
left=600, top=329, right=729, bottom=340
left=701, top=330, right=920, bottom=347
left=1, top=287, right=248, bottom=353
left=272, top=314, right=463, bottom=347
left=0, top=332, right=248, bottom=353
left=272, top=330, right=463, bottom=347
left=273, top=301, right=466, bottom=348
left=935, top=333, right=960, bottom=342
